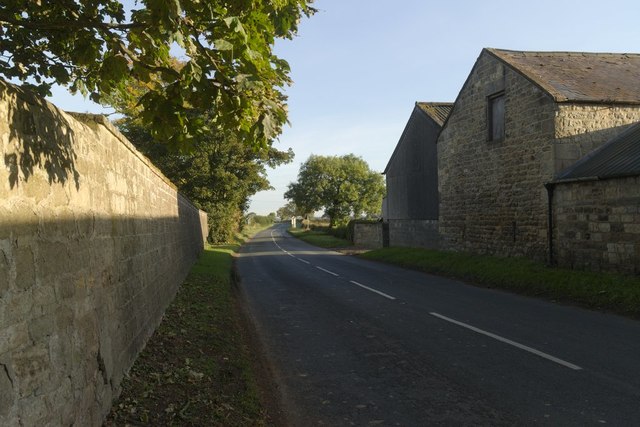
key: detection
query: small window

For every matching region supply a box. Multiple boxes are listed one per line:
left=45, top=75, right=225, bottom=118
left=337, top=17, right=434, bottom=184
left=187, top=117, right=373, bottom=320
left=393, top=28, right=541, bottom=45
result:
left=488, top=92, right=505, bottom=141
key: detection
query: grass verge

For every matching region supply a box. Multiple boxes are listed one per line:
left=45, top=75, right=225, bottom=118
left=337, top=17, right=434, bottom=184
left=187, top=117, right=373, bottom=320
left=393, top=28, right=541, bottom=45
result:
left=105, top=225, right=275, bottom=426
left=359, top=247, right=640, bottom=317
left=287, top=227, right=352, bottom=248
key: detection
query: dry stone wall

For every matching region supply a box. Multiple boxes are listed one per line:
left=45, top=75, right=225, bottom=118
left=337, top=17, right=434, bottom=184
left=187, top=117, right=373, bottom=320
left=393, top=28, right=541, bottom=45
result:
left=0, top=80, right=207, bottom=426
left=553, top=177, right=640, bottom=273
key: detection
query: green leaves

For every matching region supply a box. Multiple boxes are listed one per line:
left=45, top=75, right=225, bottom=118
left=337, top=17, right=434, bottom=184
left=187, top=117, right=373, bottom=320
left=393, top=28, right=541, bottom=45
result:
left=285, top=154, right=386, bottom=226
left=0, top=0, right=317, bottom=151
left=214, top=39, right=234, bottom=51
left=116, top=118, right=294, bottom=242
left=101, top=54, right=129, bottom=82
left=49, top=64, right=70, bottom=85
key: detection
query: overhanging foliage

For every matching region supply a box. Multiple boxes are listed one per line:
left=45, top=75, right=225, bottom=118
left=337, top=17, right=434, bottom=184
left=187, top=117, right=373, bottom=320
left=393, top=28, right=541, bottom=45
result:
left=0, top=0, right=315, bottom=150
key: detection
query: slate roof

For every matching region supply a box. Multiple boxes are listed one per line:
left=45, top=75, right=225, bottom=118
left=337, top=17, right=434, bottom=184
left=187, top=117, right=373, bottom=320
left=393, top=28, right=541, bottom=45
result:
left=487, top=48, right=640, bottom=104
left=416, top=102, right=454, bottom=126
left=556, top=121, right=640, bottom=181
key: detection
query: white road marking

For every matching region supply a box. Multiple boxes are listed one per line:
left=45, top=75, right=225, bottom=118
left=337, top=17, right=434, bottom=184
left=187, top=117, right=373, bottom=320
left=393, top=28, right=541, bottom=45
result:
left=271, top=230, right=292, bottom=254
left=270, top=230, right=282, bottom=248
left=349, top=281, right=396, bottom=300
left=316, top=266, right=339, bottom=276
left=271, top=228, right=396, bottom=303
left=429, top=312, right=582, bottom=371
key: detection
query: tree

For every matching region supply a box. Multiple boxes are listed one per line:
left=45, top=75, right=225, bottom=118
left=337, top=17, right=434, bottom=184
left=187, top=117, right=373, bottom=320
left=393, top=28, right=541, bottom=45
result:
left=0, top=0, right=315, bottom=149
left=276, top=201, right=301, bottom=220
left=116, top=116, right=293, bottom=242
left=285, top=154, right=385, bottom=227
left=247, top=212, right=276, bottom=226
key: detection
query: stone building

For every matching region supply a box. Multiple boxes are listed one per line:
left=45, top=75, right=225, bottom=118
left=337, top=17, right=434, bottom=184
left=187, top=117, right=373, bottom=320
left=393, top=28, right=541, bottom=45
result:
left=550, top=122, right=640, bottom=273
left=437, top=48, right=640, bottom=263
left=383, top=102, right=452, bottom=248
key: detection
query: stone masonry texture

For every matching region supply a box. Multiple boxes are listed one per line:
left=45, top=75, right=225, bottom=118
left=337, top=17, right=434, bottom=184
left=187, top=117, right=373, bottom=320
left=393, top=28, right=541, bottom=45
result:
left=553, top=176, right=640, bottom=273
left=353, top=223, right=384, bottom=248
left=438, top=50, right=640, bottom=262
left=388, top=219, right=440, bottom=249
left=0, top=80, right=207, bottom=426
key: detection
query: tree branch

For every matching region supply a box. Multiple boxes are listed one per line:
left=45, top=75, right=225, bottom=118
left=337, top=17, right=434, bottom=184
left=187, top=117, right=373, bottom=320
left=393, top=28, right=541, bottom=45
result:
left=0, top=15, right=143, bottom=32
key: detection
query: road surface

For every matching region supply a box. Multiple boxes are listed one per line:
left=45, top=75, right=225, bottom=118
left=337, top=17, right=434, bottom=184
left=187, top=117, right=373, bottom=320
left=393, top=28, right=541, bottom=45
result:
left=236, top=224, right=640, bottom=426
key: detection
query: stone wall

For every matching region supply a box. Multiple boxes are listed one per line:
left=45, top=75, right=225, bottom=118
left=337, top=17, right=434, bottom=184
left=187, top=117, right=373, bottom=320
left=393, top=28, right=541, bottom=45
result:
left=0, top=81, right=207, bottom=426
left=553, top=177, right=640, bottom=273
left=353, top=223, right=385, bottom=248
left=388, top=219, right=439, bottom=249
left=438, top=51, right=557, bottom=260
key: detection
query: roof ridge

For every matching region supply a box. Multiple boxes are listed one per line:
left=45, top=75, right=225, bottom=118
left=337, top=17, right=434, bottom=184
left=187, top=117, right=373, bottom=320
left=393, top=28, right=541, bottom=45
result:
left=484, top=48, right=640, bottom=104
left=486, top=47, right=640, bottom=57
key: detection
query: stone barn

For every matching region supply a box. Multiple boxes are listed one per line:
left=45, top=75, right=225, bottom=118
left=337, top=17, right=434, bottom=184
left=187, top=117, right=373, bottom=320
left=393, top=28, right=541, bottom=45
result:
left=384, top=102, right=452, bottom=248
left=437, top=48, right=640, bottom=263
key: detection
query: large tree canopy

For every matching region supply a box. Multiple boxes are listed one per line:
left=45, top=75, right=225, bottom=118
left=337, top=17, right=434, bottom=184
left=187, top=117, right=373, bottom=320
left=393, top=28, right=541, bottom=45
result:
left=285, top=154, right=385, bottom=226
left=0, top=0, right=315, bottom=149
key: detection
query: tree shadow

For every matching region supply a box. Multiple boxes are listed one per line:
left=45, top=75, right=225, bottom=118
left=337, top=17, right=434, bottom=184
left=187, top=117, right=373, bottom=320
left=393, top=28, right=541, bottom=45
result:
left=2, top=81, right=80, bottom=190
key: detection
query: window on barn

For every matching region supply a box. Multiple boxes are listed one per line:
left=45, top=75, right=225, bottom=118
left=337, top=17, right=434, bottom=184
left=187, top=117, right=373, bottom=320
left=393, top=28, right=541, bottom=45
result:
left=488, top=92, right=505, bottom=141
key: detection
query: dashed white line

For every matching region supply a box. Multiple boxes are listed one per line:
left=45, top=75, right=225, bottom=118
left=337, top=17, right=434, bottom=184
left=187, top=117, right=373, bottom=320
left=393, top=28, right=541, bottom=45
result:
left=271, top=228, right=396, bottom=302
left=429, top=312, right=582, bottom=371
left=267, top=230, right=582, bottom=371
left=349, top=280, right=396, bottom=300
left=316, top=266, right=339, bottom=276
left=270, top=230, right=283, bottom=248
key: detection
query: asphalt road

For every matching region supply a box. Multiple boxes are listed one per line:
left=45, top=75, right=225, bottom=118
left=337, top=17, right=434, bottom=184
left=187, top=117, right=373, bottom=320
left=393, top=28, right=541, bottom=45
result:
left=236, top=224, right=640, bottom=426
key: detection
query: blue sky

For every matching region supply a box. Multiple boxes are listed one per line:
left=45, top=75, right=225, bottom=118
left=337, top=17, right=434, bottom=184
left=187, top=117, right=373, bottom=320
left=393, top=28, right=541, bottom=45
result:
left=48, top=0, right=640, bottom=214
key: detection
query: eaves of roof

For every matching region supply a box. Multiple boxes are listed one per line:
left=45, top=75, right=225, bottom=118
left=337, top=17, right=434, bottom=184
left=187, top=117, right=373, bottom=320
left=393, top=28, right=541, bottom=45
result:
left=438, top=48, right=640, bottom=145
left=553, top=121, right=640, bottom=183
left=486, top=48, right=640, bottom=105
left=415, top=102, right=453, bottom=127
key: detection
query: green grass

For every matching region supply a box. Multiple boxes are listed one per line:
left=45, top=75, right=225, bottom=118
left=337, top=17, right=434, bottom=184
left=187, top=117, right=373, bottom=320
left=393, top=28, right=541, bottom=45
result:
left=288, top=227, right=352, bottom=248
left=359, top=247, right=640, bottom=317
left=105, top=226, right=274, bottom=426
